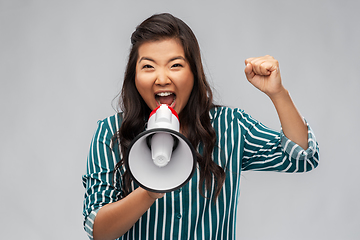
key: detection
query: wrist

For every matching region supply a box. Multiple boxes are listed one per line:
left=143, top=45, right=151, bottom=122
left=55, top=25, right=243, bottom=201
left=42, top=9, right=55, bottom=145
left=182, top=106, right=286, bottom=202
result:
left=268, top=87, right=289, bottom=103
left=138, top=187, right=165, bottom=201
left=146, top=191, right=165, bottom=200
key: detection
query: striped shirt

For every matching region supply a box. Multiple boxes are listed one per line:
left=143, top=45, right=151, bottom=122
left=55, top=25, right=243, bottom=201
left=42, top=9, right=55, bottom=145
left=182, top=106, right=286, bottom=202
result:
left=82, top=106, right=319, bottom=240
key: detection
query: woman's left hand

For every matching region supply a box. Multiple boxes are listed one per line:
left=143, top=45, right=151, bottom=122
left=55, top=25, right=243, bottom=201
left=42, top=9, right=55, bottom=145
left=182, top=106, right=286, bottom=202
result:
left=244, top=55, right=285, bottom=97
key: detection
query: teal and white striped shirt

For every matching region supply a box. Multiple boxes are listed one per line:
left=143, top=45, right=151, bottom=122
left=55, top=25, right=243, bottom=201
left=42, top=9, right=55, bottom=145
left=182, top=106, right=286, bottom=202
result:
left=82, top=106, right=319, bottom=240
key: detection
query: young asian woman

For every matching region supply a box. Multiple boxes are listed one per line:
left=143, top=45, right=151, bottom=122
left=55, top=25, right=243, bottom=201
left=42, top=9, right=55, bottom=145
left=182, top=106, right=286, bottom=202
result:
left=82, top=13, right=319, bottom=240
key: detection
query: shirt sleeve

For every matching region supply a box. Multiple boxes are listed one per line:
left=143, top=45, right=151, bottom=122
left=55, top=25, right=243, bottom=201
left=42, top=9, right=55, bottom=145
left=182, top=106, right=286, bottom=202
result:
left=82, top=117, right=123, bottom=239
left=236, top=109, right=319, bottom=172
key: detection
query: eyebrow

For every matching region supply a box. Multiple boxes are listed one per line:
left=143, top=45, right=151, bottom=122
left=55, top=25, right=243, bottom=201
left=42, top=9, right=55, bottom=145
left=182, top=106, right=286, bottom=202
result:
left=138, top=56, right=186, bottom=64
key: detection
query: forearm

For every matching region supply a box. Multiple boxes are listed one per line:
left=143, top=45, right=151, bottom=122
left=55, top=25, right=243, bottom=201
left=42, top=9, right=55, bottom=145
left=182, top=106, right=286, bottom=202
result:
left=93, top=187, right=157, bottom=240
left=244, top=56, right=309, bottom=150
left=269, top=88, right=308, bottom=150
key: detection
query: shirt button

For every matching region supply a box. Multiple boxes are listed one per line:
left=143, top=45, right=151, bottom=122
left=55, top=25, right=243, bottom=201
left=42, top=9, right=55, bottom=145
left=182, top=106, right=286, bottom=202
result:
left=176, top=214, right=182, bottom=219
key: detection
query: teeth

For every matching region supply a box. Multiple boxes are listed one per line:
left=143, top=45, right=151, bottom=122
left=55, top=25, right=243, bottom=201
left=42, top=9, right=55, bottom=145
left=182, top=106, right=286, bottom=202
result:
left=156, top=92, right=172, bottom=97
left=156, top=92, right=176, bottom=106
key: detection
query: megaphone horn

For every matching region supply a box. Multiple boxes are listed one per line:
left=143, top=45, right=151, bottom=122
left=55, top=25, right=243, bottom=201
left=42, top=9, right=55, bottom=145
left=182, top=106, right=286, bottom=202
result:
left=124, top=104, right=197, bottom=193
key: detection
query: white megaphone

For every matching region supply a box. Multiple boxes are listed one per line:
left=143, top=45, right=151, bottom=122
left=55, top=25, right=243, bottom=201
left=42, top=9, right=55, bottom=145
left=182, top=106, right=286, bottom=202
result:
left=124, top=104, right=196, bottom=193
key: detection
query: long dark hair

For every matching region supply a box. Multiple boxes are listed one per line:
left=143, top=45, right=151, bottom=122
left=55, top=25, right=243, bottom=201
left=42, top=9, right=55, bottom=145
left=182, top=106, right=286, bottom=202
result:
left=114, top=13, right=225, bottom=200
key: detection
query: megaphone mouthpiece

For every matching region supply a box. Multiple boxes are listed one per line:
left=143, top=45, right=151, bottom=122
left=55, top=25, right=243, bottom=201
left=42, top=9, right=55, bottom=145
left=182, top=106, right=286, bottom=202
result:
left=148, top=104, right=179, bottom=131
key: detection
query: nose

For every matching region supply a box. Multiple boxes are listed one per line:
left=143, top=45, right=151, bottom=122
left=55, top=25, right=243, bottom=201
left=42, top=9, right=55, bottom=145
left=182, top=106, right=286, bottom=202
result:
left=155, top=70, right=171, bottom=86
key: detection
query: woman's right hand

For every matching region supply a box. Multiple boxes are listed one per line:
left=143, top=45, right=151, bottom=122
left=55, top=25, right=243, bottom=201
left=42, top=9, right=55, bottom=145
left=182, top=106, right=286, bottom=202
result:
left=93, top=187, right=164, bottom=240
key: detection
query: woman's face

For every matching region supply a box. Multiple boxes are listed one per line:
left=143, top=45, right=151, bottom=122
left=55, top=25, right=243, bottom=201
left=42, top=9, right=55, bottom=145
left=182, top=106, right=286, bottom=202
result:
left=135, top=38, right=194, bottom=115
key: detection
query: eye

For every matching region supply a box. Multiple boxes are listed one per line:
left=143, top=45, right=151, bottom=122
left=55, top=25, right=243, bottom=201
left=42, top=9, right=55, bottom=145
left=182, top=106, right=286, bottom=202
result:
left=142, top=64, right=153, bottom=69
left=171, top=63, right=183, bottom=68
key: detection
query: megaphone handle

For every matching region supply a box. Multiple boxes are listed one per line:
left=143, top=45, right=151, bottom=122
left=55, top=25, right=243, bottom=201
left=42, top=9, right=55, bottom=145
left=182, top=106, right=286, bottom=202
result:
left=145, top=134, right=179, bottom=152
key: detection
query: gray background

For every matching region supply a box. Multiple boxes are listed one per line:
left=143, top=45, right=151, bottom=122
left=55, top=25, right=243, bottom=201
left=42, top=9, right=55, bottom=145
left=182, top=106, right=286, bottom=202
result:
left=1, top=0, right=359, bottom=239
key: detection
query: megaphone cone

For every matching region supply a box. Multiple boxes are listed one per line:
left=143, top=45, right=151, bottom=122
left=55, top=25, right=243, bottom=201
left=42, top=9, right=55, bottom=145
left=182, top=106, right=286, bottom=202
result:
left=124, top=105, right=197, bottom=193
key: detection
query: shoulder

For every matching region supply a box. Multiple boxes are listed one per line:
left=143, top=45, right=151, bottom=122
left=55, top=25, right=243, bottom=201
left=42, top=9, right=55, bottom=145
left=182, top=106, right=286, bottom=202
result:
left=98, top=112, right=123, bottom=127
left=94, top=112, right=124, bottom=140
left=210, top=106, right=265, bottom=134
left=210, top=106, right=250, bottom=122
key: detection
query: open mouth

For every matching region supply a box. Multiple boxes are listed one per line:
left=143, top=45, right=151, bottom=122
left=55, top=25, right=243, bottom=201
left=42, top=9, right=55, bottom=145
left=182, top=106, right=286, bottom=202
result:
left=155, top=92, right=176, bottom=107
